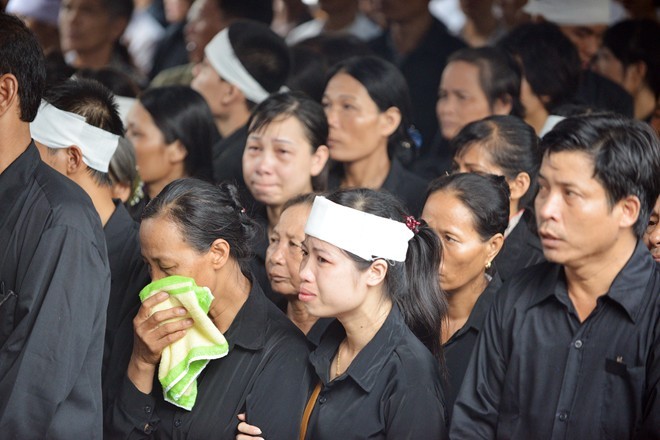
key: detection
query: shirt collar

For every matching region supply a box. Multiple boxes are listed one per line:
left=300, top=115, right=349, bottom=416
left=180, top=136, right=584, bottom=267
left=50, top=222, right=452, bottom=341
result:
left=309, top=305, right=407, bottom=393
left=223, top=279, right=268, bottom=351
left=526, top=241, right=655, bottom=323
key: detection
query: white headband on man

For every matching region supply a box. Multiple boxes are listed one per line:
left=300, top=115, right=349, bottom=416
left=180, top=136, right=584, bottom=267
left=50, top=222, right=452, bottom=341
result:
left=30, top=101, right=120, bottom=173
left=523, top=0, right=611, bottom=25
left=304, top=196, right=414, bottom=262
left=205, top=29, right=279, bottom=105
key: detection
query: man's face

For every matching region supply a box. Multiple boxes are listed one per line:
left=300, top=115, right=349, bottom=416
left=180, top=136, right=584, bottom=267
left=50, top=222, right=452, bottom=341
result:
left=184, top=0, right=228, bottom=63
left=535, top=150, right=628, bottom=268
left=378, top=0, right=429, bottom=22
left=559, top=24, right=608, bottom=69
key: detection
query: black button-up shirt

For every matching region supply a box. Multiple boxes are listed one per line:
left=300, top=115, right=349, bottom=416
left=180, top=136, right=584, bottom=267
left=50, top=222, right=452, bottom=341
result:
left=305, top=306, right=447, bottom=439
left=443, top=273, right=501, bottom=423
left=105, top=281, right=313, bottom=439
left=451, top=241, right=660, bottom=439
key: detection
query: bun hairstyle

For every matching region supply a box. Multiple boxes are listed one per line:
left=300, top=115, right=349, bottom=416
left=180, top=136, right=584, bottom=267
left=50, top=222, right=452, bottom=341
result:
left=143, top=179, right=258, bottom=277
left=327, top=188, right=447, bottom=361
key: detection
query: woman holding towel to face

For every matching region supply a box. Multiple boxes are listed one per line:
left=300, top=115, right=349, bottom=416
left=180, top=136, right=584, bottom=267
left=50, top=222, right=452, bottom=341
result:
left=104, top=179, right=312, bottom=439
left=238, top=188, right=448, bottom=439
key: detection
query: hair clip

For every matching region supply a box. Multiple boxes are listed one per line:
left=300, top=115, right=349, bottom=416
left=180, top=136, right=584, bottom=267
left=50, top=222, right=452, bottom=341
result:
left=404, top=215, right=421, bottom=234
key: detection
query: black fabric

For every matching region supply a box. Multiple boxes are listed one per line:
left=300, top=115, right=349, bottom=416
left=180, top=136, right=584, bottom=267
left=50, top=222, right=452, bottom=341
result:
left=408, top=134, right=454, bottom=182
left=105, top=281, right=313, bottom=439
left=0, top=142, right=110, bottom=438
left=369, top=18, right=465, bottom=153
left=149, top=22, right=189, bottom=79
left=305, top=306, right=447, bottom=439
left=328, top=158, right=428, bottom=216
left=575, top=70, right=634, bottom=117
left=451, top=241, right=660, bottom=439
left=493, top=210, right=545, bottom=282
left=102, top=200, right=150, bottom=384
left=443, top=272, right=501, bottom=423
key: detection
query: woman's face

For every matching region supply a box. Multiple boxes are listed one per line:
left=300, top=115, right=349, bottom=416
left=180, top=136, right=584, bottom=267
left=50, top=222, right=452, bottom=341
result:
left=126, top=102, right=184, bottom=190
left=243, top=116, right=327, bottom=208
left=644, top=196, right=660, bottom=263
left=265, top=204, right=311, bottom=296
left=298, top=236, right=372, bottom=318
left=422, top=190, right=493, bottom=294
left=437, top=61, right=494, bottom=140
left=140, top=215, right=215, bottom=290
left=59, top=0, right=124, bottom=56
left=322, top=72, right=391, bottom=163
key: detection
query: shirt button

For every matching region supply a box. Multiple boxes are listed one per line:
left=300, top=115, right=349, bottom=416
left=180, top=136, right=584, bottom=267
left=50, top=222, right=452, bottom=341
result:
left=144, top=405, right=152, bottom=414
left=174, top=419, right=182, bottom=428
left=558, top=411, right=569, bottom=422
left=318, top=395, right=327, bottom=404
left=574, top=340, right=583, bottom=349
left=143, top=423, right=154, bottom=434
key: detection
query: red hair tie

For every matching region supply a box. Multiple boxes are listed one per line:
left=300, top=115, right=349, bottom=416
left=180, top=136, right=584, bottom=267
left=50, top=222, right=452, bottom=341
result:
left=404, top=215, right=421, bottom=234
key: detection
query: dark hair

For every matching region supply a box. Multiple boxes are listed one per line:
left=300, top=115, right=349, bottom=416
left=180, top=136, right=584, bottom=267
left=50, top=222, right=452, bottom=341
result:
left=282, top=192, right=318, bottom=212
left=228, top=20, right=291, bottom=108
left=248, top=91, right=329, bottom=191
left=75, top=67, right=141, bottom=98
left=327, top=188, right=447, bottom=361
left=452, top=115, right=541, bottom=210
left=427, top=173, right=510, bottom=241
left=602, top=19, right=660, bottom=98
left=0, top=12, right=46, bottom=122
left=295, top=34, right=374, bottom=69
left=100, top=0, right=134, bottom=20
left=109, top=137, right=139, bottom=201
left=143, top=179, right=258, bottom=277
left=541, top=114, right=660, bottom=238
left=498, top=22, right=581, bottom=113
left=217, top=0, right=274, bottom=25
left=447, top=46, right=524, bottom=118
left=44, top=78, right=124, bottom=186
left=327, top=56, right=416, bottom=159
left=287, top=45, right=328, bottom=103
left=139, top=86, right=218, bottom=182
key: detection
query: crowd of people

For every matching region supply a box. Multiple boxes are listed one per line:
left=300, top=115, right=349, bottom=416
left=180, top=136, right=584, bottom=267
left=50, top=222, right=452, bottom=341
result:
left=0, top=0, right=659, bottom=438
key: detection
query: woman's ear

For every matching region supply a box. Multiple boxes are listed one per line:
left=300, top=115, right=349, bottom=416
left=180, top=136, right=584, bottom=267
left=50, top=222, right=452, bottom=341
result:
left=310, top=145, right=330, bottom=177
left=485, top=233, right=504, bottom=266
left=379, top=106, right=402, bottom=138
left=623, top=61, right=647, bottom=94
left=509, top=171, right=531, bottom=204
left=493, top=95, right=513, bottom=115
left=166, top=140, right=188, bottom=164
left=366, top=259, right=388, bottom=287
left=209, top=238, right=231, bottom=270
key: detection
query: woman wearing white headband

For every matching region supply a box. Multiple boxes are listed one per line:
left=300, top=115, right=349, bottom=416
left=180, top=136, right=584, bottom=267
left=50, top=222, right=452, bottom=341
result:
left=238, top=188, right=448, bottom=439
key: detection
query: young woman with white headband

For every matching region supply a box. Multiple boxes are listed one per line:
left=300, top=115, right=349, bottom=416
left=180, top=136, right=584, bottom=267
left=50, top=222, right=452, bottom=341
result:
left=237, top=188, right=448, bottom=439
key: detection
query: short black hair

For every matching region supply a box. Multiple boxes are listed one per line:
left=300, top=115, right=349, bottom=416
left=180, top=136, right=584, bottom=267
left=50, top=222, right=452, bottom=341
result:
left=452, top=115, right=541, bottom=210
left=602, top=19, right=660, bottom=98
left=248, top=91, right=329, bottom=191
left=228, top=20, right=291, bottom=108
left=447, top=46, right=523, bottom=118
left=541, top=114, right=660, bottom=238
left=139, top=86, right=217, bottom=182
left=427, top=172, right=511, bottom=241
left=217, top=0, right=274, bottom=25
left=0, top=12, right=46, bottom=122
left=44, top=78, right=124, bottom=186
left=499, top=22, right=581, bottom=113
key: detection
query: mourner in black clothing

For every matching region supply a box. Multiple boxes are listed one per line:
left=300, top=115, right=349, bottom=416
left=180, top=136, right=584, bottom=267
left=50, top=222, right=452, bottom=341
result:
left=323, top=56, right=427, bottom=215
left=415, top=47, right=522, bottom=181
left=239, top=188, right=449, bottom=439
left=451, top=114, right=660, bottom=438
left=191, top=21, right=290, bottom=198
left=31, top=78, right=151, bottom=382
left=368, top=0, right=465, bottom=152
left=104, top=179, right=312, bottom=439
left=452, top=115, right=545, bottom=280
left=645, top=196, right=660, bottom=263
left=0, top=14, right=110, bottom=438
left=422, top=173, right=509, bottom=421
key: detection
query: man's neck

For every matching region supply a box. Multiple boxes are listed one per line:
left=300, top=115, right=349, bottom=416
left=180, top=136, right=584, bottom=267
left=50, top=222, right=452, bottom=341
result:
left=565, top=235, right=637, bottom=322
left=71, top=46, right=114, bottom=70
left=324, top=5, right=358, bottom=31
left=389, top=11, right=433, bottom=55
left=216, top=105, right=250, bottom=139
left=0, top=122, right=31, bottom=174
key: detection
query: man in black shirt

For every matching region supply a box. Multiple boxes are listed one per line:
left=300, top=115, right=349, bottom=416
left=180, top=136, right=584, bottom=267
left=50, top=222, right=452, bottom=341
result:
left=451, top=114, right=660, bottom=438
left=0, top=13, right=111, bottom=438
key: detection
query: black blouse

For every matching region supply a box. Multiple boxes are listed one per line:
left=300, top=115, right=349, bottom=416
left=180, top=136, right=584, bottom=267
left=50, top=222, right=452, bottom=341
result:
left=305, top=306, right=447, bottom=439
left=494, top=211, right=545, bottom=281
left=104, top=281, right=313, bottom=439
left=442, top=273, right=502, bottom=423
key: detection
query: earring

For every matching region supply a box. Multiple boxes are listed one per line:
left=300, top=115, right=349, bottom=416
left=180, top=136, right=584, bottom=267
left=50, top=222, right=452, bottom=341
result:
left=485, top=261, right=492, bottom=270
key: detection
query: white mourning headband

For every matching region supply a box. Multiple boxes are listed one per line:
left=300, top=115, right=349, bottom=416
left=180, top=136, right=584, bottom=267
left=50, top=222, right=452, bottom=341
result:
left=204, top=28, right=285, bottom=105
left=304, top=196, right=414, bottom=262
left=30, top=101, right=120, bottom=173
